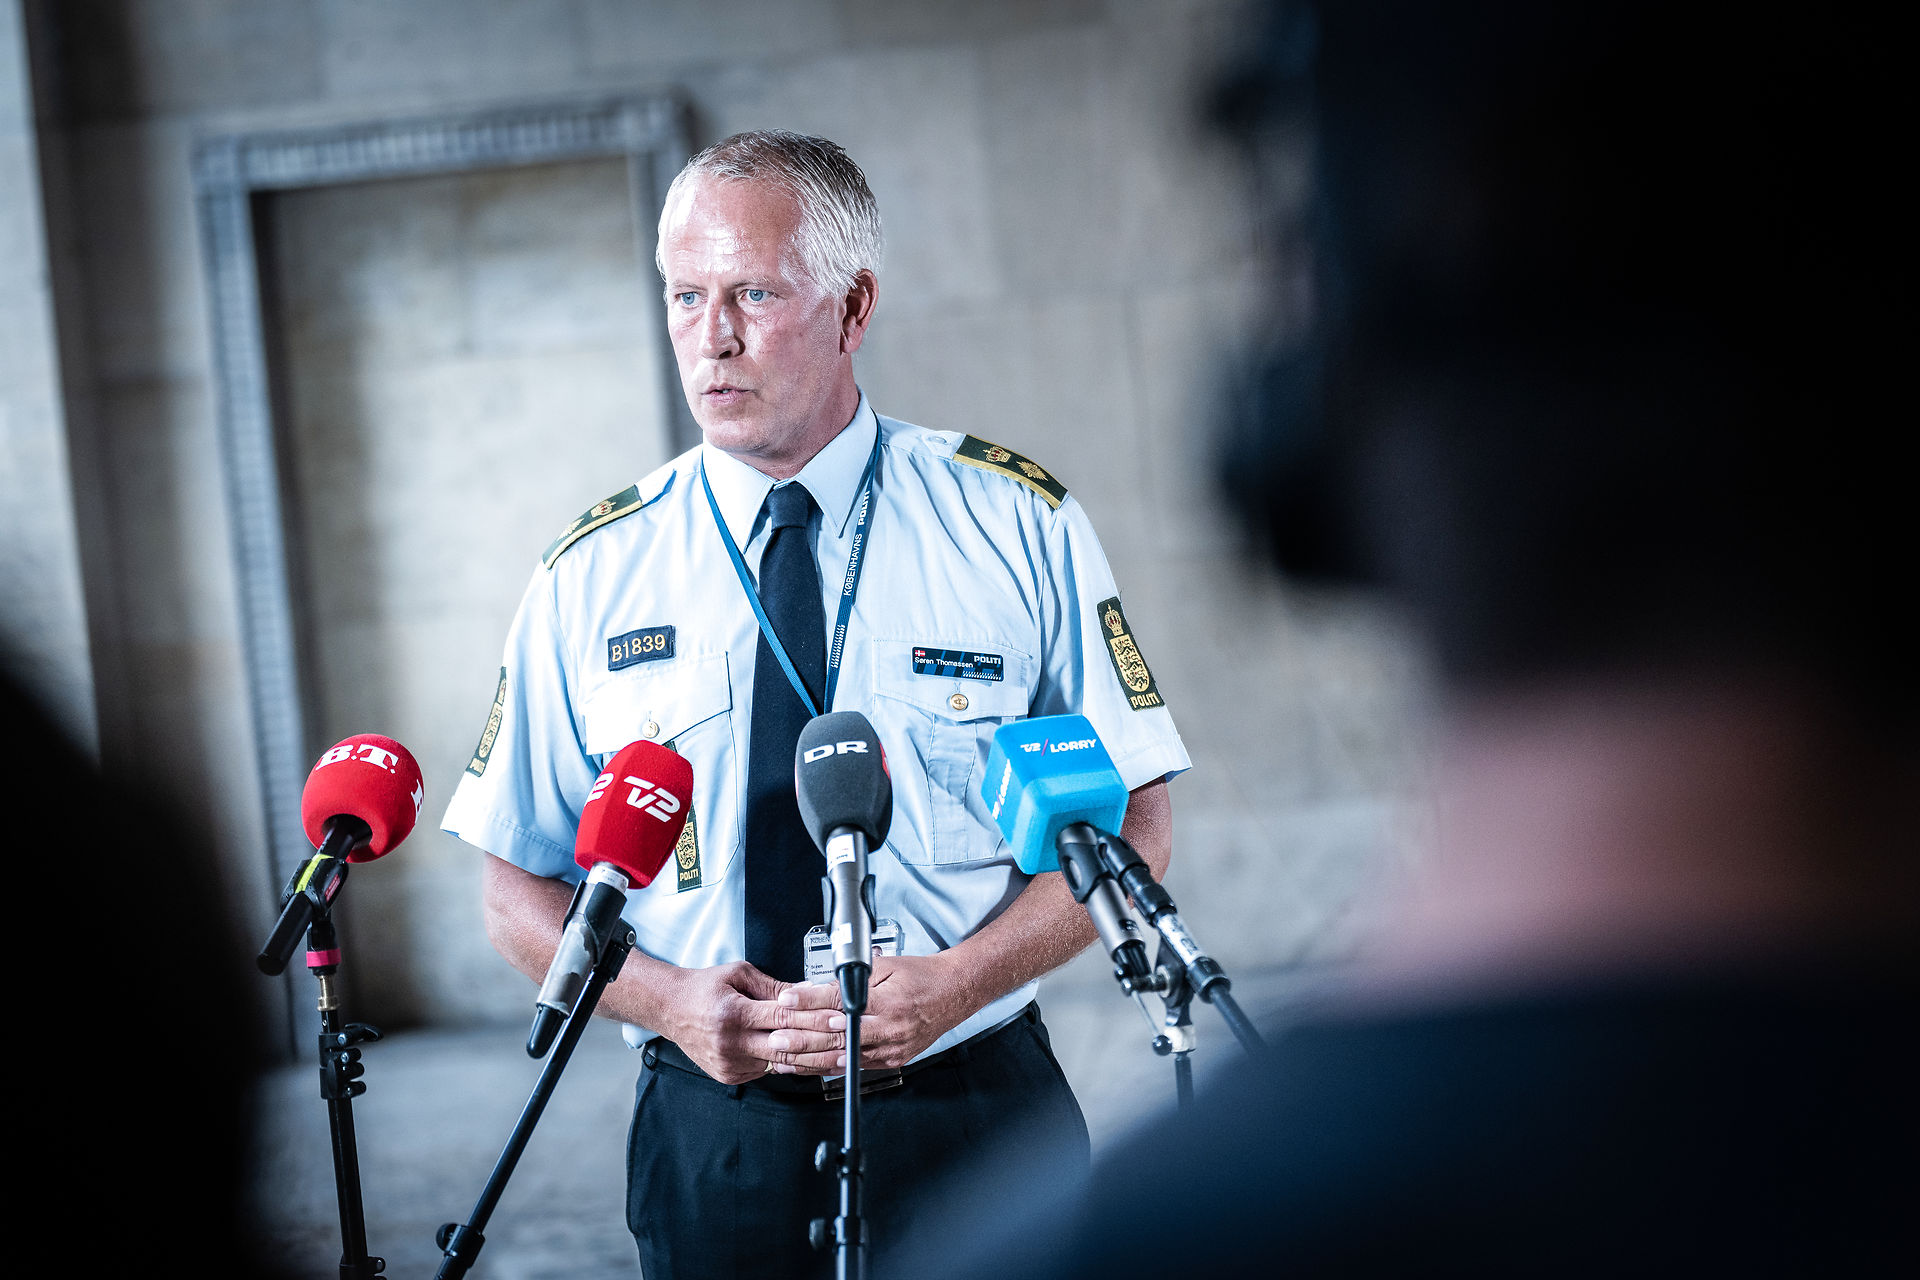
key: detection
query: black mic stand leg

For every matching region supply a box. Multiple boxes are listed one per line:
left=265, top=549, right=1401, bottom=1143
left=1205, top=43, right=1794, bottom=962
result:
left=812, top=961, right=869, bottom=1280
left=305, top=914, right=386, bottom=1280
left=435, top=924, right=636, bottom=1280
left=1184, top=959, right=1265, bottom=1056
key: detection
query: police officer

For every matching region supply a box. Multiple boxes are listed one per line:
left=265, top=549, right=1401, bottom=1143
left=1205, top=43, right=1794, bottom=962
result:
left=443, top=130, right=1188, bottom=1279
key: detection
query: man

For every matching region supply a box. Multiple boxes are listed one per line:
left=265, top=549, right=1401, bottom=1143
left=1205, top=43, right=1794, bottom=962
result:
left=441, top=130, right=1187, bottom=1278
left=913, top=1, right=1912, bottom=1274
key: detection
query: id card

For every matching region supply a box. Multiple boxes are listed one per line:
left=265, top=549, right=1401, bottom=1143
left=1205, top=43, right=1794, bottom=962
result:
left=803, top=918, right=902, bottom=985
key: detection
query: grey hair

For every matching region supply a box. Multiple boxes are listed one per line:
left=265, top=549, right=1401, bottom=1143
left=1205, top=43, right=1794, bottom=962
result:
left=656, top=130, right=884, bottom=293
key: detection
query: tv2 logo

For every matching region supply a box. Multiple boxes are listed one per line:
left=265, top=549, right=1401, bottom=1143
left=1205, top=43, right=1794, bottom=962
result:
left=587, top=771, right=683, bottom=822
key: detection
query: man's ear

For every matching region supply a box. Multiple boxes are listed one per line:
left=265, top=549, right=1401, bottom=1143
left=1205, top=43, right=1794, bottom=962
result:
left=840, top=269, right=879, bottom=354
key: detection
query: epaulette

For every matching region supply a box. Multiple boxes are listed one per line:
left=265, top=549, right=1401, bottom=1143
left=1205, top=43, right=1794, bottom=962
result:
left=541, top=484, right=647, bottom=568
left=950, top=436, right=1068, bottom=509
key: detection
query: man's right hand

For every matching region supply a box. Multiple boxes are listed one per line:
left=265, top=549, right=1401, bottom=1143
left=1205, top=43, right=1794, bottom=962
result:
left=652, top=961, right=846, bottom=1084
left=482, top=856, right=846, bottom=1083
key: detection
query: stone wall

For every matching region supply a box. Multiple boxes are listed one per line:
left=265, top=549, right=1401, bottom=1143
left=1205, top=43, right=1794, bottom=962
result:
left=1, top=0, right=95, bottom=750
left=14, top=1, right=1427, bottom=1052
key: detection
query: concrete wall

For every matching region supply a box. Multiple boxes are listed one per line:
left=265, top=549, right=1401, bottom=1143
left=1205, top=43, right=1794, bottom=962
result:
left=1, top=0, right=95, bottom=750
left=20, top=0, right=1428, bottom=1048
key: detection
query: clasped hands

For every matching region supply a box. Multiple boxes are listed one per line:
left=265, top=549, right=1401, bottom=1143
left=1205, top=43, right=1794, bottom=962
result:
left=660, top=952, right=969, bottom=1086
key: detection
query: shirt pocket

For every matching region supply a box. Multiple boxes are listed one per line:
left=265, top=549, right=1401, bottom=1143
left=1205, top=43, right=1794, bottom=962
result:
left=579, top=651, right=738, bottom=883
left=868, top=637, right=1033, bottom=864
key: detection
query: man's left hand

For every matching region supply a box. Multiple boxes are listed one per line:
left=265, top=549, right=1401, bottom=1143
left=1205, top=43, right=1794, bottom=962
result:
left=774, top=952, right=976, bottom=1071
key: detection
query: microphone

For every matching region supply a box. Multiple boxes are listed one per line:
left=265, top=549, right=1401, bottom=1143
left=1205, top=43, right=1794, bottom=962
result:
left=527, top=739, right=691, bottom=1057
left=794, top=711, right=892, bottom=1014
left=982, top=715, right=1152, bottom=989
left=258, top=734, right=425, bottom=975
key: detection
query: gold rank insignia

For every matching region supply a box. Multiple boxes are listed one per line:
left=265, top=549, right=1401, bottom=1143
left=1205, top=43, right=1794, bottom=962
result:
left=542, top=484, right=647, bottom=569
left=1098, top=596, right=1165, bottom=710
left=952, top=436, right=1069, bottom=509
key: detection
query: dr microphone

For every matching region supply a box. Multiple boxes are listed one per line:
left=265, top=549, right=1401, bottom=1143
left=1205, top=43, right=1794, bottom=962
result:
left=528, top=740, right=691, bottom=1057
left=258, top=733, right=425, bottom=975
left=794, top=711, right=892, bottom=1014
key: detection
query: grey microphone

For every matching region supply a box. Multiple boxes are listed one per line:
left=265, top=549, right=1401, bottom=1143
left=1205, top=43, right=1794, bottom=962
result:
left=794, top=711, right=893, bottom=1014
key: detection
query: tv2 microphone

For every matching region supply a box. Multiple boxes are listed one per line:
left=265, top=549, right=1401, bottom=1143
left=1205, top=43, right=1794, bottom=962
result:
left=982, top=715, right=1152, bottom=989
left=794, top=711, right=892, bottom=1014
left=528, top=739, right=692, bottom=1057
left=258, top=733, right=425, bottom=975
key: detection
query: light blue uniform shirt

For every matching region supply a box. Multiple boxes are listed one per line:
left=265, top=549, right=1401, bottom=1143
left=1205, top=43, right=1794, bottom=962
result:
left=443, top=397, right=1191, bottom=1057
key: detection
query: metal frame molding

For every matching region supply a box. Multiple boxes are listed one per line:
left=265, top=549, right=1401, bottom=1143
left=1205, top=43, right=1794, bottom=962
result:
left=192, top=96, right=692, bottom=930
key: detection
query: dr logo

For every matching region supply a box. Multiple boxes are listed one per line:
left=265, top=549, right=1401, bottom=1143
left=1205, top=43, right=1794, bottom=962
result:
left=802, top=741, right=870, bottom=763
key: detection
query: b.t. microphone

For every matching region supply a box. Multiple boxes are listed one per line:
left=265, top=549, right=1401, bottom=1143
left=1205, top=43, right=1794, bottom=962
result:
left=258, top=733, right=425, bottom=975
left=528, top=739, right=691, bottom=1057
left=982, top=715, right=1151, bottom=987
left=794, top=711, right=891, bottom=1014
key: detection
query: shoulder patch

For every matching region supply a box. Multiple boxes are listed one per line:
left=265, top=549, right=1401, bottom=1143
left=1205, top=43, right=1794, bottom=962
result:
left=542, top=485, right=646, bottom=569
left=1097, top=596, right=1166, bottom=711
left=951, top=436, right=1068, bottom=510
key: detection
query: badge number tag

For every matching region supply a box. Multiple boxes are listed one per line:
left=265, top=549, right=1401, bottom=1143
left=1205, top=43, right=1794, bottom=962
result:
left=609, top=626, right=676, bottom=670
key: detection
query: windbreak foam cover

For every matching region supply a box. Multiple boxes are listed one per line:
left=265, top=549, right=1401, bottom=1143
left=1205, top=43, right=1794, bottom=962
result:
left=575, top=740, right=694, bottom=887
left=301, top=734, right=425, bottom=861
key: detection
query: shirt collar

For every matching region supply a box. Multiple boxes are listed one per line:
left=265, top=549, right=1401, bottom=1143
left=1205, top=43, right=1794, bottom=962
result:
left=699, top=393, right=878, bottom=545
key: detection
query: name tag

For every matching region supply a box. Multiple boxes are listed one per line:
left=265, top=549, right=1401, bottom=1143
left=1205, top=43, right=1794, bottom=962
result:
left=608, top=626, right=676, bottom=670
left=912, top=647, right=1004, bottom=681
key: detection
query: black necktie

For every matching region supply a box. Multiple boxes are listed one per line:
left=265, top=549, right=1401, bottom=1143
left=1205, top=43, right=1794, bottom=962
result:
left=743, top=482, right=827, bottom=982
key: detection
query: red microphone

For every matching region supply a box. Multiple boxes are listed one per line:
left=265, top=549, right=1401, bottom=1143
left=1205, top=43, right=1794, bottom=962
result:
left=528, top=740, right=693, bottom=1055
left=301, top=733, right=426, bottom=862
left=258, top=733, right=425, bottom=975
left=574, top=739, right=695, bottom=884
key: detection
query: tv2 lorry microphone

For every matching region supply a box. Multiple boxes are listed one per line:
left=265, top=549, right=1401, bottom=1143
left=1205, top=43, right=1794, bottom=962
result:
left=982, top=714, right=1152, bottom=990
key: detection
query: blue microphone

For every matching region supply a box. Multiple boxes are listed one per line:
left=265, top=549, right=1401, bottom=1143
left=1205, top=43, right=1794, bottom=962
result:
left=984, top=715, right=1151, bottom=988
left=983, top=714, right=1129, bottom=872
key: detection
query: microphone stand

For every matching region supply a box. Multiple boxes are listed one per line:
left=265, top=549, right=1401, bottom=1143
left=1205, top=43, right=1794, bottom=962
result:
left=435, top=920, right=637, bottom=1280
left=256, top=820, right=386, bottom=1280
left=1145, top=950, right=1199, bottom=1112
left=308, top=912, right=386, bottom=1280
left=811, top=880, right=875, bottom=1280
left=1087, top=830, right=1264, bottom=1110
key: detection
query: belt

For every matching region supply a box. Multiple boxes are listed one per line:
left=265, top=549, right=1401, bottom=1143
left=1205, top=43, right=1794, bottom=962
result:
left=641, top=1002, right=1040, bottom=1102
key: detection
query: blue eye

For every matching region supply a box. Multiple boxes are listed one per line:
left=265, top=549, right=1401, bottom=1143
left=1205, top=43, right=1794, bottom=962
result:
left=744, top=288, right=767, bottom=302
left=676, top=292, right=698, bottom=306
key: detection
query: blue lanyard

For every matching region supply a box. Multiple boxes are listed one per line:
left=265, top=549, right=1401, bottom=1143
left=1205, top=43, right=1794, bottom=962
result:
left=700, top=434, right=881, bottom=718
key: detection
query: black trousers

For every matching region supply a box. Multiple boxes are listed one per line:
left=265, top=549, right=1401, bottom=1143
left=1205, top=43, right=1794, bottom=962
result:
left=627, top=1003, right=1089, bottom=1280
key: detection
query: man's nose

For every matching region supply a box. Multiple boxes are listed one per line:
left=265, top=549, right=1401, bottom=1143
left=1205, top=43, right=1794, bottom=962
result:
left=698, top=299, right=740, bottom=359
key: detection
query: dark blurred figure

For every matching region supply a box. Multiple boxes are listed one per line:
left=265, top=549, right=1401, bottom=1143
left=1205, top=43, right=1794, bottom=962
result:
left=1, top=666, right=290, bottom=1275
left=913, top=1, right=1915, bottom=1274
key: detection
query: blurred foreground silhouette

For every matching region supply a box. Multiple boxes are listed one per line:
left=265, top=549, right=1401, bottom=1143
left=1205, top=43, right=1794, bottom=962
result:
left=904, top=2, right=1915, bottom=1274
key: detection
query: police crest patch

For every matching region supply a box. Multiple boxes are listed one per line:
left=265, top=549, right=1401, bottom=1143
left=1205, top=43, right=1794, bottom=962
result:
left=1097, top=597, right=1164, bottom=710
left=665, top=738, right=702, bottom=891
left=466, top=668, right=508, bottom=776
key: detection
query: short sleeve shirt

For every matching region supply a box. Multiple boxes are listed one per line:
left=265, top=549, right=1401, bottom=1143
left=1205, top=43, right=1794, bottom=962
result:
left=442, top=397, right=1191, bottom=1055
